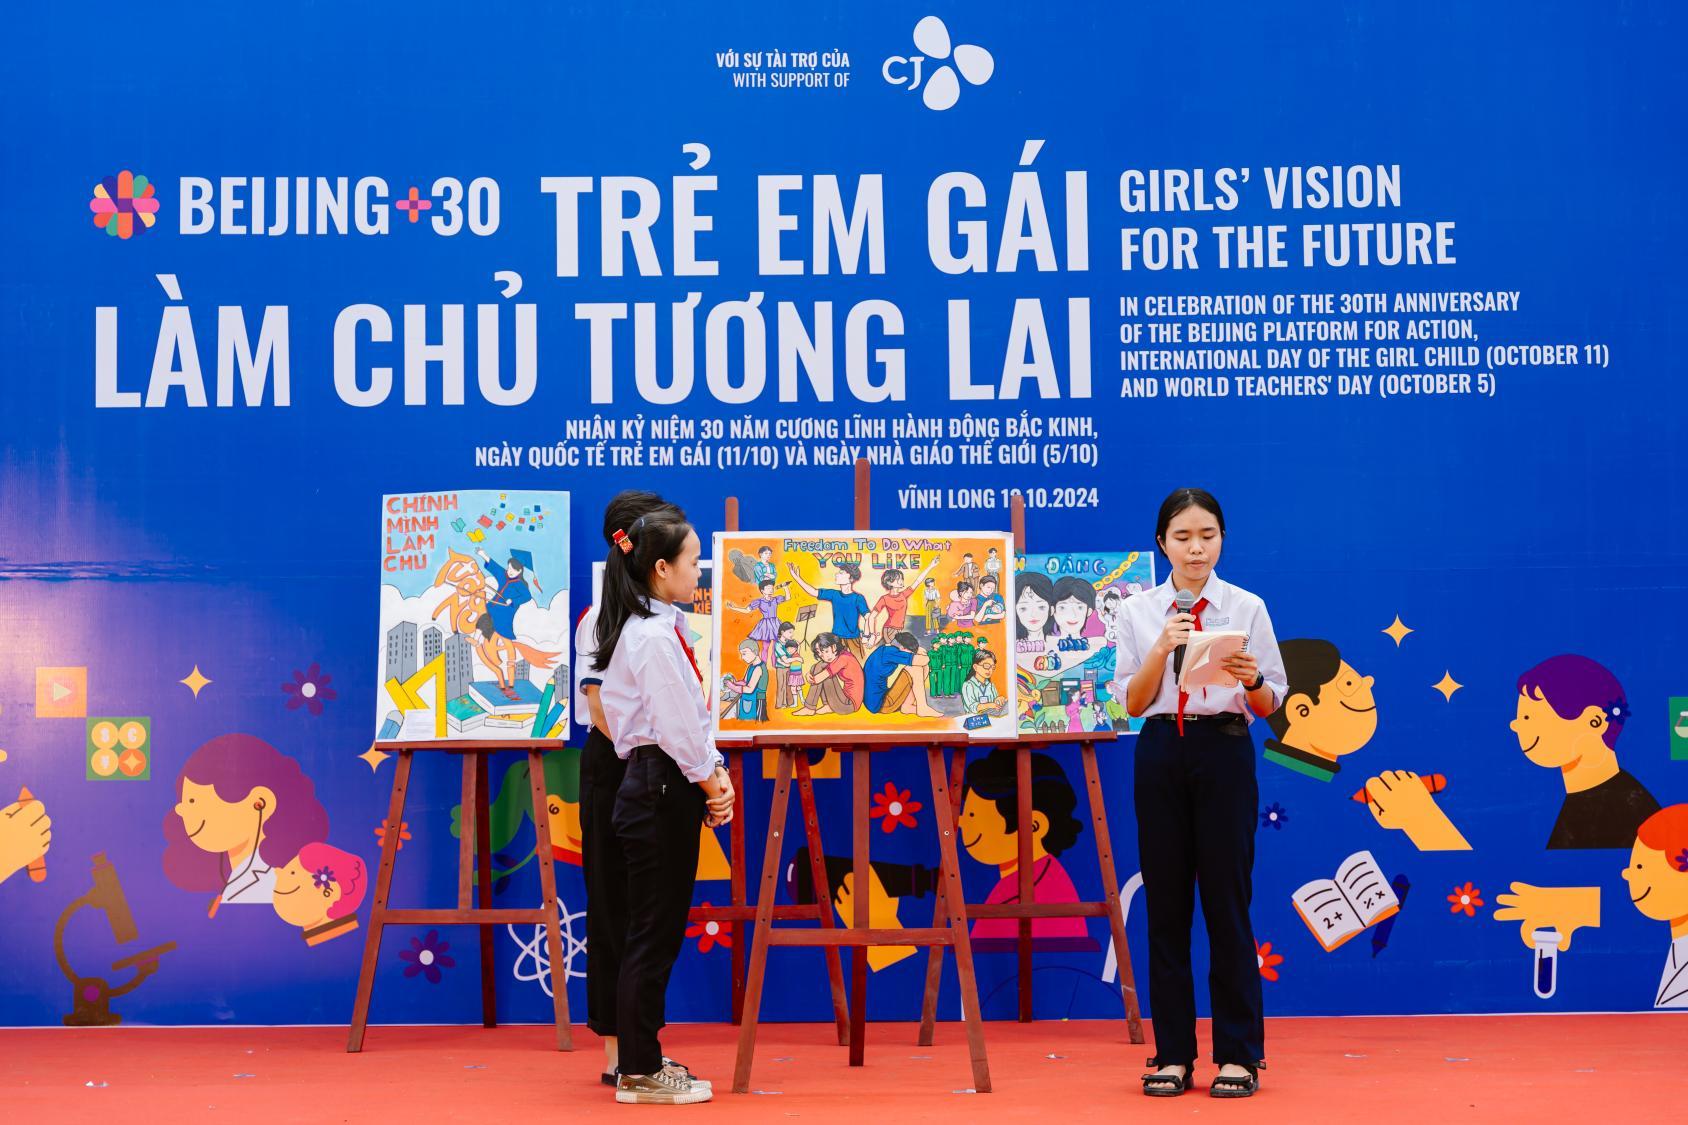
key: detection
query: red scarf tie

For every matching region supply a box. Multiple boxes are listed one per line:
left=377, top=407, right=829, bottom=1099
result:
left=1175, top=597, right=1209, bottom=737
left=675, top=622, right=703, bottom=683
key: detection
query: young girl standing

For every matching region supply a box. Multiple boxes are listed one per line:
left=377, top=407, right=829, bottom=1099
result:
left=1112, top=488, right=1286, bottom=1099
left=595, top=503, right=735, bottom=1105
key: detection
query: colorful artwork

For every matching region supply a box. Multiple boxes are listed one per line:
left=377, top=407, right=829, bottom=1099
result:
left=1263, top=640, right=1378, bottom=781
left=35, top=666, right=87, bottom=719
left=1292, top=850, right=1401, bottom=951
left=1512, top=655, right=1660, bottom=849
left=1622, top=804, right=1688, bottom=1009
left=162, top=733, right=330, bottom=914
left=712, top=531, right=1016, bottom=739
left=1014, top=551, right=1154, bottom=735
left=86, top=717, right=151, bottom=780
left=377, top=490, right=571, bottom=742
left=1358, top=770, right=1470, bottom=851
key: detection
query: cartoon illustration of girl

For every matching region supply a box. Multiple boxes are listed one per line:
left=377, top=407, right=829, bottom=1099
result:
left=752, top=545, right=776, bottom=586
left=473, top=613, right=560, bottom=699
left=475, top=546, right=542, bottom=642
left=726, top=578, right=790, bottom=667
left=1015, top=573, right=1058, bottom=655
left=1051, top=576, right=1108, bottom=644
left=162, top=734, right=330, bottom=916
left=432, top=548, right=490, bottom=634
left=272, top=842, right=368, bottom=946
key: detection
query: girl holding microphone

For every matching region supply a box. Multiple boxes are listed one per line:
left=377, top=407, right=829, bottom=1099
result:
left=1112, top=488, right=1286, bottom=1099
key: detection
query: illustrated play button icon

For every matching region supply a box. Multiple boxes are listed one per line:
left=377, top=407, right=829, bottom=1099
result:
left=36, top=667, right=88, bottom=718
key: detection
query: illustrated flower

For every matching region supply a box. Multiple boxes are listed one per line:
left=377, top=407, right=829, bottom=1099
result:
left=1447, top=881, right=1484, bottom=917
left=686, top=905, right=733, bottom=954
left=1255, top=940, right=1284, bottom=982
left=869, top=781, right=923, bottom=834
left=89, top=171, right=160, bottom=239
left=399, top=930, right=456, bottom=983
left=311, top=866, right=336, bottom=891
left=909, top=16, right=995, bottom=111
left=1259, top=802, right=1288, bottom=831
left=375, top=819, right=412, bottom=851
left=282, top=663, right=338, bottom=716
left=1674, top=848, right=1688, bottom=874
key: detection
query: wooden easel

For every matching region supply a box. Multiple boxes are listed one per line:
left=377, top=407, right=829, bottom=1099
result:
left=347, top=740, right=572, bottom=1052
left=686, top=495, right=759, bottom=1024
left=731, top=459, right=992, bottom=1094
left=915, top=496, right=1145, bottom=1043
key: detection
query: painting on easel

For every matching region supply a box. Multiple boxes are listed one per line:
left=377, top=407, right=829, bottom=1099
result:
left=711, top=530, right=1016, bottom=739
left=1013, top=551, right=1156, bottom=736
left=375, top=490, right=571, bottom=742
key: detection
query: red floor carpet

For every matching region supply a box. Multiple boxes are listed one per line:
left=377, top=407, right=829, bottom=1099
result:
left=4, top=1016, right=1674, bottom=1122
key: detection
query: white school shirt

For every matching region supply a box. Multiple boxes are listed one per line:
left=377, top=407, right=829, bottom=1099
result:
left=1656, top=934, right=1688, bottom=1009
left=1109, top=572, right=1287, bottom=720
left=598, top=597, right=721, bottom=783
left=574, top=606, right=601, bottom=732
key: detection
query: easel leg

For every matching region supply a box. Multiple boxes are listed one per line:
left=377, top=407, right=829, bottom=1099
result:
left=928, top=746, right=991, bottom=1093
left=729, top=749, right=748, bottom=1025
left=917, top=747, right=964, bottom=1046
left=473, top=753, right=496, bottom=1028
left=734, top=749, right=794, bottom=1093
left=348, top=749, right=412, bottom=1052
left=1015, top=747, right=1035, bottom=1023
left=797, top=754, right=850, bottom=1047
left=1082, top=741, right=1144, bottom=1044
left=849, top=746, right=869, bottom=1068
left=526, top=749, right=573, bottom=1050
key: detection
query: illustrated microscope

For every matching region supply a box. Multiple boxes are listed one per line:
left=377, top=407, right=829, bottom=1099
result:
left=54, top=852, right=176, bottom=1026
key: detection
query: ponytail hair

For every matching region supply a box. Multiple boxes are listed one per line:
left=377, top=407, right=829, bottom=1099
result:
left=594, top=505, right=695, bottom=671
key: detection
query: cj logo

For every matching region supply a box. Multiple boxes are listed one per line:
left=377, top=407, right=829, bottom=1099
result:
left=882, top=16, right=994, bottom=111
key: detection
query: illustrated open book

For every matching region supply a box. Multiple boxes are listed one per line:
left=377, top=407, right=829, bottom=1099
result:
left=1177, top=630, right=1248, bottom=690
left=1292, top=850, right=1401, bottom=951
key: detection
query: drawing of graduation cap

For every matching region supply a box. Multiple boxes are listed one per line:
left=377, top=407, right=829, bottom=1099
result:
left=506, top=548, right=541, bottom=592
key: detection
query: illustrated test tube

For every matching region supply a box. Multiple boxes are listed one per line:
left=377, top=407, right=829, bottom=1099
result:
left=1531, top=927, right=1561, bottom=999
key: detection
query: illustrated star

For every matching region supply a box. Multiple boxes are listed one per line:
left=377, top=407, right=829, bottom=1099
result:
left=1433, top=671, right=1463, bottom=701
left=1382, top=615, right=1413, bottom=647
left=180, top=665, right=212, bottom=698
left=358, top=744, right=392, bottom=773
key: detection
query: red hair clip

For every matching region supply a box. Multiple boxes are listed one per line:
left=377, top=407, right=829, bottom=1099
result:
left=612, top=529, right=633, bottom=554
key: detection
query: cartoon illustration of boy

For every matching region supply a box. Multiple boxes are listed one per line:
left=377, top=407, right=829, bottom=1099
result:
left=861, top=631, right=942, bottom=717
left=789, top=561, right=871, bottom=661
left=1262, top=639, right=1377, bottom=781
left=1622, top=804, right=1688, bottom=1008
left=1511, top=655, right=1660, bottom=849
left=795, top=632, right=865, bottom=717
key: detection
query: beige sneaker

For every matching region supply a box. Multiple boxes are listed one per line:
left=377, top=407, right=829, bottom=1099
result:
left=662, top=1061, right=712, bottom=1090
left=615, top=1069, right=712, bottom=1105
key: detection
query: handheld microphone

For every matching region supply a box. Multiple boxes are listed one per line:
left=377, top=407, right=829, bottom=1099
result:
left=1172, top=587, right=1196, bottom=678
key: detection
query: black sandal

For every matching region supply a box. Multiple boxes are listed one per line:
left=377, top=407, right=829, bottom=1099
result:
left=1208, top=1060, right=1264, bottom=1098
left=1141, top=1057, right=1195, bottom=1097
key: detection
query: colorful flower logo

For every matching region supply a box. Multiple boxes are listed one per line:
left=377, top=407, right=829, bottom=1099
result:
left=1447, top=881, right=1484, bottom=917
left=686, top=905, right=733, bottom=954
left=1259, top=802, right=1288, bottom=831
left=89, top=171, right=160, bottom=239
left=399, top=930, right=456, bottom=984
left=1255, top=940, right=1284, bottom=982
left=869, top=781, right=923, bottom=833
left=283, top=663, right=337, bottom=716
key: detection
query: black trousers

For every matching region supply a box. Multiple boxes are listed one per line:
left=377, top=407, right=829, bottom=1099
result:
left=612, top=745, right=705, bottom=1076
left=1134, top=715, right=1264, bottom=1067
left=579, top=727, right=630, bottom=1038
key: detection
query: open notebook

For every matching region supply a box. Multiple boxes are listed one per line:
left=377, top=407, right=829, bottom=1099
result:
left=1177, top=630, right=1248, bottom=690
left=1292, top=850, right=1401, bottom=952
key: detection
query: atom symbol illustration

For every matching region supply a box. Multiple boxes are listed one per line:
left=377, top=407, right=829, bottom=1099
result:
left=507, top=895, right=589, bottom=997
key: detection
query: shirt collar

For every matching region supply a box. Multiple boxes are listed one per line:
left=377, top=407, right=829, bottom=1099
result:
left=638, top=597, right=685, bottom=625
left=1155, top=572, right=1227, bottom=613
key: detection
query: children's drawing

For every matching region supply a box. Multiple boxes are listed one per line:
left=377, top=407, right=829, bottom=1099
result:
left=1015, top=551, right=1154, bottom=736
left=377, top=490, right=570, bottom=742
left=714, top=532, right=1017, bottom=738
